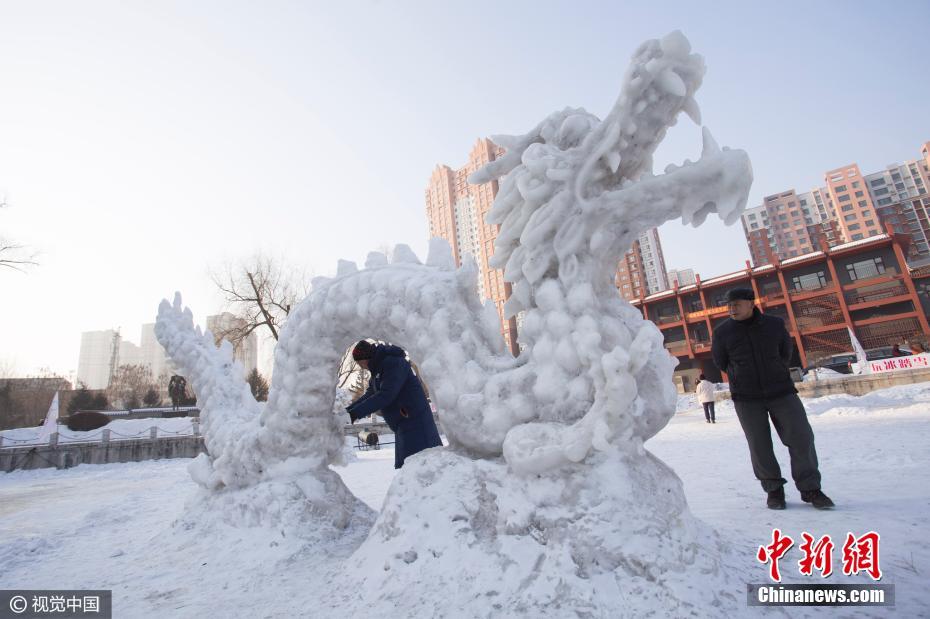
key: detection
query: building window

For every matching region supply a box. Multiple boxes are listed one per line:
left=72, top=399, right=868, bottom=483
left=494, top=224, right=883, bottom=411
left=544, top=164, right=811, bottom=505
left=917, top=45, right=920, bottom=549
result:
left=846, top=257, right=885, bottom=281
left=852, top=181, right=860, bottom=188
left=874, top=187, right=889, bottom=196
left=870, top=178, right=886, bottom=187
left=834, top=184, right=847, bottom=192
left=792, top=271, right=827, bottom=291
left=848, top=223, right=861, bottom=230
left=838, top=194, right=851, bottom=202
left=842, top=204, right=854, bottom=212
left=864, top=219, right=875, bottom=227
left=852, top=233, right=864, bottom=240
left=855, top=191, right=864, bottom=198
left=878, top=197, right=892, bottom=206
left=858, top=200, right=868, bottom=207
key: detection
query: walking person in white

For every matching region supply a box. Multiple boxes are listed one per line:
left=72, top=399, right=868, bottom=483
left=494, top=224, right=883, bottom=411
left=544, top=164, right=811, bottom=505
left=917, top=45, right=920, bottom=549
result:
left=695, top=374, right=716, bottom=424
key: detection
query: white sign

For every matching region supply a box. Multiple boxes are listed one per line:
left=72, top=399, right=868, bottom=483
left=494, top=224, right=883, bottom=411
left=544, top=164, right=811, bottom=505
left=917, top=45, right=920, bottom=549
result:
left=37, top=391, right=60, bottom=442
left=867, top=353, right=930, bottom=374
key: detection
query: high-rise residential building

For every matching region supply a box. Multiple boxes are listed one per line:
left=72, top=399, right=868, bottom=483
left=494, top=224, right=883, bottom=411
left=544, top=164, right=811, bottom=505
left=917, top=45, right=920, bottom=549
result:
left=637, top=229, right=669, bottom=295
left=426, top=139, right=519, bottom=355
left=140, top=323, right=174, bottom=381
left=742, top=141, right=930, bottom=266
left=77, top=325, right=179, bottom=390
left=667, top=268, right=696, bottom=288
left=864, top=145, right=930, bottom=260
left=824, top=163, right=881, bottom=243
left=206, top=313, right=259, bottom=377
left=614, top=230, right=670, bottom=301
left=77, top=329, right=120, bottom=389
left=615, top=237, right=647, bottom=301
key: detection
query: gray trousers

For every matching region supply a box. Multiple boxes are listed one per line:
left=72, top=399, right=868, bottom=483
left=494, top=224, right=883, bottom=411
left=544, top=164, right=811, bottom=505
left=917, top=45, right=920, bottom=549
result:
left=733, top=393, right=822, bottom=492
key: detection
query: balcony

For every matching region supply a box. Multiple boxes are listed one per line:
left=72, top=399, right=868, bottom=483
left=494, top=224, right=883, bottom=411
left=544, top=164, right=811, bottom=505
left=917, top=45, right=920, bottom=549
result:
left=788, top=283, right=837, bottom=299
left=795, top=312, right=846, bottom=331
left=845, top=278, right=910, bottom=306
left=691, top=340, right=712, bottom=353
left=685, top=305, right=729, bottom=321
left=654, top=314, right=682, bottom=325
left=664, top=340, right=689, bottom=355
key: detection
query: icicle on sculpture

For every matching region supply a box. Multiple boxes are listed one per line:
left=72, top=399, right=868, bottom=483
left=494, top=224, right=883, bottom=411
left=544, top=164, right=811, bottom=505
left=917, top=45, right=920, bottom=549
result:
left=156, top=30, right=753, bottom=614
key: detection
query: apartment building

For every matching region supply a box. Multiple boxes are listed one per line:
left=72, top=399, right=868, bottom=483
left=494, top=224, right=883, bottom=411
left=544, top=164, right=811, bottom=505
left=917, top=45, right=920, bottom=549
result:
left=742, top=141, right=930, bottom=265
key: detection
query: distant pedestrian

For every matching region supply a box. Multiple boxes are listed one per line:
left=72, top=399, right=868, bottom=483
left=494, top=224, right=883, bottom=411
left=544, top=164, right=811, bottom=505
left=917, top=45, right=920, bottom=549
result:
left=892, top=344, right=907, bottom=357
left=346, top=340, right=442, bottom=469
left=168, top=375, right=187, bottom=411
left=695, top=374, right=716, bottom=424
left=712, top=287, right=834, bottom=511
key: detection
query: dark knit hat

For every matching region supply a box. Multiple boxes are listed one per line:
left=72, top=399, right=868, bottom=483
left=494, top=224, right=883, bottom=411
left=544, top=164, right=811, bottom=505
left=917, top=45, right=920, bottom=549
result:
left=352, top=340, right=375, bottom=361
left=725, top=288, right=755, bottom=302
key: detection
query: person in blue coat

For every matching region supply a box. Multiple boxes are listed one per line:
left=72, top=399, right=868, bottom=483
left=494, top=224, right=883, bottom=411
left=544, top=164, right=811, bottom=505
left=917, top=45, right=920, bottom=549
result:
left=346, top=340, right=443, bottom=469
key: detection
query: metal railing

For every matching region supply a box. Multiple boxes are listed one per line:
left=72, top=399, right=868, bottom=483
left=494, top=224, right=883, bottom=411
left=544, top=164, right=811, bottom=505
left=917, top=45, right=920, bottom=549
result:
left=845, top=279, right=909, bottom=306
left=0, top=422, right=200, bottom=449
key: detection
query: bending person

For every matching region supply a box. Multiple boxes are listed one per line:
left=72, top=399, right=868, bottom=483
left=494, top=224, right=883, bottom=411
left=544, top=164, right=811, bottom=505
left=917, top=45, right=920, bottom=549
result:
left=346, top=340, right=442, bottom=469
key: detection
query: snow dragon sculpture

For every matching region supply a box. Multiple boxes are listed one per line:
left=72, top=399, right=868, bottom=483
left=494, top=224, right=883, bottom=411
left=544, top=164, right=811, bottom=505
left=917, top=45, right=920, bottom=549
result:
left=156, top=30, right=755, bottom=615
left=156, top=30, right=750, bottom=490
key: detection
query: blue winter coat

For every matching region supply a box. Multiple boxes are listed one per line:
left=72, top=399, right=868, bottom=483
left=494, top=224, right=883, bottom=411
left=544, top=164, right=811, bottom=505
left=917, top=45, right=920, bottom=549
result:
left=346, top=344, right=442, bottom=469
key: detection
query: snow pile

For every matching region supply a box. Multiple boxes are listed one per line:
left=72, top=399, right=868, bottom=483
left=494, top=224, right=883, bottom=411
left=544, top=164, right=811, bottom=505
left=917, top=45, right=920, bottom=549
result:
left=802, top=367, right=846, bottom=382
left=340, top=449, right=740, bottom=617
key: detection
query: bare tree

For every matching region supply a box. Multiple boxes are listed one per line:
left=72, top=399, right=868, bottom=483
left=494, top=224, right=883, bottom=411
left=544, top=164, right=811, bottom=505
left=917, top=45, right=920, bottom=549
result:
left=211, top=253, right=310, bottom=344
left=0, top=199, right=38, bottom=272
left=108, top=364, right=155, bottom=409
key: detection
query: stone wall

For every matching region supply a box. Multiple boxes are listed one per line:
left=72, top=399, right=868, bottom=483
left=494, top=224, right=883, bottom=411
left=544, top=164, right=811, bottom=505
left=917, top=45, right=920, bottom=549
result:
left=715, top=368, right=930, bottom=401
left=0, top=435, right=206, bottom=472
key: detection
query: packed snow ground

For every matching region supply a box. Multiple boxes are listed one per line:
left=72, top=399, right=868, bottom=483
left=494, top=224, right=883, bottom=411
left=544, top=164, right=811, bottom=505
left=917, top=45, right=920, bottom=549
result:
left=1, top=384, right=927, bottom=617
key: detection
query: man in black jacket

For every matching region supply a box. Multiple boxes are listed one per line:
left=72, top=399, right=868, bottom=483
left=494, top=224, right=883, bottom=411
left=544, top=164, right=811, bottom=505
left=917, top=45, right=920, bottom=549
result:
left=712, top=288, right=834, bottom=510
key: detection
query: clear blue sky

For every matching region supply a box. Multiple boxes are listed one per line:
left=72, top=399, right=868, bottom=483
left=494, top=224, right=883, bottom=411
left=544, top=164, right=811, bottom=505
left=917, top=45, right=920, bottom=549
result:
left=1, top=1, right=928, bottom=377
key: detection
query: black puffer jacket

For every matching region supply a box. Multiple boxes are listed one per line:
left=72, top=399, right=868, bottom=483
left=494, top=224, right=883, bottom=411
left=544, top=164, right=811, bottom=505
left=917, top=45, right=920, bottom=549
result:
left=711, top=308, right=797, bottom=401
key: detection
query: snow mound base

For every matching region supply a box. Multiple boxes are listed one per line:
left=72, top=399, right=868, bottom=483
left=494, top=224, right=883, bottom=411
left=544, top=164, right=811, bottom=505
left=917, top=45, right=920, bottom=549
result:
left=176, top=470, right=376, bottom=546
left=343, top=448, right=739, bottom=617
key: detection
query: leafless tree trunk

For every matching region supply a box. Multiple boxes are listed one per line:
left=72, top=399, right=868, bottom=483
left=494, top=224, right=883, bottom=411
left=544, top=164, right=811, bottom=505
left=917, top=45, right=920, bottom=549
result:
left=210, top=253, right=311, bottom=344
left=0, top=199, right=38, bottom=272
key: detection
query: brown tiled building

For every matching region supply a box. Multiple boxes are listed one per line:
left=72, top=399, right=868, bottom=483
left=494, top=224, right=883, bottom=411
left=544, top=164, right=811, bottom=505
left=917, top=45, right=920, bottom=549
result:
left=633, top=230, right=930, bottom=391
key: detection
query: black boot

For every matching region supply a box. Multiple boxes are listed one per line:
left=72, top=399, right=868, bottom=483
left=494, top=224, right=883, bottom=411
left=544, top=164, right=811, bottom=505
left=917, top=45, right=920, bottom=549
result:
left=766, top=487, right=786, bottom=510
left=801, top=490, right=835, bottom=510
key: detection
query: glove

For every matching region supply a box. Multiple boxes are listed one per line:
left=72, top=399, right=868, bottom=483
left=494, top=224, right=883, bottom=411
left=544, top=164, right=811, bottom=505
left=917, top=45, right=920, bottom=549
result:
left=345, top=407, right=356, bottom=424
